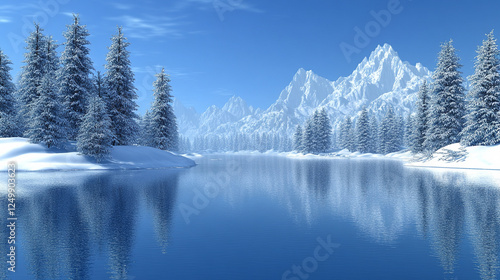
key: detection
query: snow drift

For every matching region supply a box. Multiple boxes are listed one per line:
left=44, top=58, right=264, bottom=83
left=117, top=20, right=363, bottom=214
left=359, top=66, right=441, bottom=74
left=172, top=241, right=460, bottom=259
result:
left=407, top=143, right=500, bottom=170
left=0, top=138, right=196, bottom=171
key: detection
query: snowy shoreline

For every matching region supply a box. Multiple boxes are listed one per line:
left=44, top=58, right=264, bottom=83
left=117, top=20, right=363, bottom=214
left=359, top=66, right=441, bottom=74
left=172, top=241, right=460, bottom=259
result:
left=405, top=143, right=500, bottom=171
left=1, top=138, right=498, bottom=172
left=0, top=138, right=196, bottom=172
left=203, top=143, right=500, bottom=171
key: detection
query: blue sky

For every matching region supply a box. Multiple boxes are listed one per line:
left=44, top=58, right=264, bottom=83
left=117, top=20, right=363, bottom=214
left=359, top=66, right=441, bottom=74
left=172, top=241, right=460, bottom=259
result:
left=1, top=0, right=500, bottom=114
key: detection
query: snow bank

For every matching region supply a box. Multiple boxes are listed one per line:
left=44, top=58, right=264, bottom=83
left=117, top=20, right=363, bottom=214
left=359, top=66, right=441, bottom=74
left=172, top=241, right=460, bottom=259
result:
left=406, top=143, right=500, bottom=170
left=0, top=138, right=195, bottom=171
left=284, top=149, right=413, bottom=160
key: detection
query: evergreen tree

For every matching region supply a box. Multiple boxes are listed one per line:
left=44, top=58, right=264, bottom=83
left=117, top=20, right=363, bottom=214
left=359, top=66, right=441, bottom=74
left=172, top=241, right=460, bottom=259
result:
left=77, top=95, right=113, bottom=162
left=150, top=68, right=178, bottom=151
left=379, top=106, right=399, bottom=154
left=27, top=75, right=66, bottom=148
left=331, top=127, right=337, bottom=150
left=425, top=40, right=466, bottom=152
left=140, top=110, right=153, bottom=146
left=18, top=23, right=47, bottom=132
left=395, top=113, right=404, bottom=149
left=369, top=114, right=379, bottom=153
left=302, top=118, right=316, bottom=153
left=411, top=81, right=430, bottom=153
left=293, top=124, right=303, bottom=151
left=26, top=36, right=67, bottom=148
left=340, top=115, right=353, bottom=151
left=461, top=31, right=500, bottom=146
left=93, top=71, right=107, bottom=99
left=104, top=27, right=139, bottom=146
left=0, top=49, right=18, bottom=137
left=355, top=107, right=371, bottom=153
left=59, top=14, right=94, bottom=140
left=403, top=113, right=413, bottom=148
left=44, top=35, right=60, bottom=79
left=316, top=108, right=332, bottom=153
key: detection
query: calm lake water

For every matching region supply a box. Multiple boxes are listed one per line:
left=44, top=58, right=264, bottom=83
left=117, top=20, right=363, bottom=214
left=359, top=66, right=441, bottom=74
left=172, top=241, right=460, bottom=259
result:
left=2, top=154, right=500, bottom=279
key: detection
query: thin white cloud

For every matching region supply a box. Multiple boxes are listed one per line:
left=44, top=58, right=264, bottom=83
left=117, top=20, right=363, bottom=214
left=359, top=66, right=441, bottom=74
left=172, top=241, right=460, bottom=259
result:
left=108, top=15, right=184, bottom=39
left=170, top=0, right=263, bottom=14
left=132, top=65, right=193, bottom=78
left=111, top=3, right=133, bottom=10
left=62, top=12, right=75, bottom=17
left=0, top=4, right=38, bottom=12
left=0, top=16, right=11, bottom=23
left=0, top=4, right=71, bottom=21
left=213, top=88, right=235, bottom=96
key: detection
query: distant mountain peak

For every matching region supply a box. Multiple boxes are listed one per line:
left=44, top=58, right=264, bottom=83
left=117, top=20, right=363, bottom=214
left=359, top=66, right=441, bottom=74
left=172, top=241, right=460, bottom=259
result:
left=222, top=95, right=252, bottom=120
left=175, top=43, right=432, bottom=140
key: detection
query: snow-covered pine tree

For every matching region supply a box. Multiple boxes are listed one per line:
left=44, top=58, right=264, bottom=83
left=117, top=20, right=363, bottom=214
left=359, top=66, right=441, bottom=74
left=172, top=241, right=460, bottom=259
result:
left=331, top=128, right=338, bottom=150
left=379, top=106, right=399, bottom=154
left=302, top=118, right=316, bottom=153
left=27, top=37, right=67, bottom=148
left=461, top=31, right=500, bottom=146
left=93, top=71, right=107, bottom=99
left=411, top=81, right=430, bottom=153
left=104, top=27, right=139, bottom=146
left=150, top=68, right=178, bottom=151
left=184, top=137, right=192, bottom=152
left=424, top=40, right=466, bottom=152
left=59, top=14, right=94, bottom=140
left=18, top=23, right=47, bottom=133
left=395, top=113, right=404, bottom=149
left=28, top=75, right=67, bottom=148
left=355, top=107, right=371, bottom=153
left=77, top=95, right=113, bottom=162
left=340, top=115, right=353, bottom=151
left=140, top=110, right=153, bottom=147
left=316, top=108, right=332, bottom=153
left=403, top=113, right=413, bottom=148
left=293, top=124, right=303, bottom=152
left=369, top=114, right=379, bottom=153
left=0, top=49, right=19, bottom=137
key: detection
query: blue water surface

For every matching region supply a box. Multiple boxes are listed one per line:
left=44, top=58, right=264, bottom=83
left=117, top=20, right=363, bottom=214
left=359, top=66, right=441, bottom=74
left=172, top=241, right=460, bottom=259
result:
left=1, top=155, right=499, bottom=280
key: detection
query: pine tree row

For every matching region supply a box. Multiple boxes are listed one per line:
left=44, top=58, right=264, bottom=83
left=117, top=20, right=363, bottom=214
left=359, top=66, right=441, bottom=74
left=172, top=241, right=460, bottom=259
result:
left=409, top=31, right=500, bottom=154
left=191, top=132, right=292, bottom=153
left=0, top=15, right=179, bottom=161
left=293, top=108, right=332, bottom=154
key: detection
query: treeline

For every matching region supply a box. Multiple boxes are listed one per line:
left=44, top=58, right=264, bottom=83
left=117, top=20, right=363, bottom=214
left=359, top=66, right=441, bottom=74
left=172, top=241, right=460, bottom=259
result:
left=191, top=133, right=292, bottom=153
left=0, top=15, right=179, bottom=161
left=293, top=109, right=332, bottom=154
left=408, top=32, right=500, bottom=153
left=332, top=106, right=406, bottom=155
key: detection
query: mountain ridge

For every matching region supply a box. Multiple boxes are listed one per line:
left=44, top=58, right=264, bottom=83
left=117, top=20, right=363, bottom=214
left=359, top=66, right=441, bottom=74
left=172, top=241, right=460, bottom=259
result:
left=174, top=44, right=432, bottom=139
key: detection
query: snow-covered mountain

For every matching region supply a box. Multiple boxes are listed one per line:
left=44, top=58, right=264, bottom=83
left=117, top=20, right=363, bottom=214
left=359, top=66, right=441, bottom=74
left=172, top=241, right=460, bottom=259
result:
left=175, top=44, right=432, bottom=139
left=320, top=44, right=431, bottom=122
left=173, top=98, right=199, bottom=138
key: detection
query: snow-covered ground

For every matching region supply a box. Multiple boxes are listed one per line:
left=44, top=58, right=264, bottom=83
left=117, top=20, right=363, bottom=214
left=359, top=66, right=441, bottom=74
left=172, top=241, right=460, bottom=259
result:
left=284, top=145, right=500, bottom=171
left=203, top=144, right=500, bottom=171
left=406, top=143, right=500, bottom=170
left=284, top=149, right=413, bottom=160
left=0, top=138, right=195, bottom=171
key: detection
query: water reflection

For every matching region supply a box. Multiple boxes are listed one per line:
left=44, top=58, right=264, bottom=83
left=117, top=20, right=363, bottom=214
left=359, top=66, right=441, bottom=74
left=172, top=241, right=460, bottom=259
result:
left=205, top=155, right=500, bottom=279
left=2, top=156, right=500, bottom=280
left=10, top=170, right=180, bottom=280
